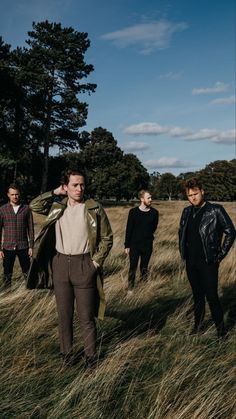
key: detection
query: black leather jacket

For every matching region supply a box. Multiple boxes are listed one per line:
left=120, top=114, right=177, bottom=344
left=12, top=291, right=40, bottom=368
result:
left=179, top=202, right=235, bottom=264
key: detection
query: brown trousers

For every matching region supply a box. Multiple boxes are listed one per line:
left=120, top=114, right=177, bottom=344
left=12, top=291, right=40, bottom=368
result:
left=52, top=252, right=97, bottom=357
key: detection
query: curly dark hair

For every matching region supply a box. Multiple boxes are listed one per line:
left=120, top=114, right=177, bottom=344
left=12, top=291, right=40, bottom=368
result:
left=184, top=177, right=202, bottom=190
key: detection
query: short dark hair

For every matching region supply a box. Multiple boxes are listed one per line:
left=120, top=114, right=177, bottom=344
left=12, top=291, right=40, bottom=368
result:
left=184, top=177, right=202, bottom=190
left=7, top=183, right=21, bottom=193
left=60, top=169, right=86, bottom=186
left=138, top=189, right=150, bottom=199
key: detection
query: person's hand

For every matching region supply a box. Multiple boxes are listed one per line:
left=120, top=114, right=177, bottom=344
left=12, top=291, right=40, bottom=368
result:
left=28, top=248, right=33, bottom=258
left=92, top=260, right=99, bottom=269
left=124, top=248, right=130, bottom=255
left=0, top=250, right=4, bottom=259
left=53, top=185, right=67, bottom=196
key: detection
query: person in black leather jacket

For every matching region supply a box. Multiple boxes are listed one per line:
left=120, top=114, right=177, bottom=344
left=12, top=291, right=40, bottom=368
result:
left=179, top=177, right=235, bottom=338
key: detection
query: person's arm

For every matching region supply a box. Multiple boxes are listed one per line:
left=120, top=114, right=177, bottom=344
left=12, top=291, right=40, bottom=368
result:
left=27, top=206, right=34, bottom=257
left=124, top=209, right=134, bottom=249
left=0, top=210, right=4, bottom=259
left=153, top=209, right=159, bottom=233
left=217, top=206, right=235, bottom=261
left=27, top=207, right=35, bottom=250
left=91, top=204, right=113, bottom=267
left=29, top=186, right=66, bottom=215
left=178, top=208, right=187, bottom=259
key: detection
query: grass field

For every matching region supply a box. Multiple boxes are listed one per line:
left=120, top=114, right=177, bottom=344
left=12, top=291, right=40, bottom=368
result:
left=0, top=201, right=235, bottom=419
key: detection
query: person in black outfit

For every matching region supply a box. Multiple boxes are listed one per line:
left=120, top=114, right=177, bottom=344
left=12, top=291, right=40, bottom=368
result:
left=179, top=178, right=235, bottom=338
left=124, top=190, right=159, bottom=293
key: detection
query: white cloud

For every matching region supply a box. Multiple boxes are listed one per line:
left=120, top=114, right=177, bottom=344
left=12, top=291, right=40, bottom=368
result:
left=168, top=127, right=192, bottom=137
left=145, top=157, right=191, bottom=169
left=124, top=122, right=235, bottom=145
left=124, top=122, right=192, bottom=137
left=122, top=141, right=149, bottom=152
left=100, top=20, right=188, bottom=54
left=183, top=129, right=235, bottom=144
left=182, top=129, right=219, bottom=141
left=159, top=71, right=182, bottom=80
left=210, top=95, right=235, bottom=105
left=124, top=122, right=169, bottom=135
left=192, top=81, right=229, bottom=95
left=211, top=130, right=236, bottom=144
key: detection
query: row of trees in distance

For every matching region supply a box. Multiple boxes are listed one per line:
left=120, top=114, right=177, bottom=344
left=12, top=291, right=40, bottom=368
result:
left=150, top=159, right=236, bottom=201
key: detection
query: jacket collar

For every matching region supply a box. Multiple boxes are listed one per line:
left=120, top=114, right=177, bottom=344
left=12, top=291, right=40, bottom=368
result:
left=7, top=202, right=23, bottom=211
left=186, top=201, right=214, bottom=222
left=85, top=199, right=99, bottom=210
left=187, top=200, right=212, bottom=212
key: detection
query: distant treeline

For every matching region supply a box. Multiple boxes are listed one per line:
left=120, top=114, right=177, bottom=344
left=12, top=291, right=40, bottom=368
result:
left=150, top=159, right=236, bottom=201
left=1, top=149, right=235, bottom=202
left=0, top=21, right=235, bottom=202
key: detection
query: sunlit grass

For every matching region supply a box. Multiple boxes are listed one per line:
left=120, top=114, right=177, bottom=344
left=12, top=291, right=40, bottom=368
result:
left=0, top=201, right=235, bottom=418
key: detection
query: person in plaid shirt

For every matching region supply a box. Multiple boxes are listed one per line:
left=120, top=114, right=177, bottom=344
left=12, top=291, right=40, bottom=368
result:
left=0, top=184, right=34, bottom=289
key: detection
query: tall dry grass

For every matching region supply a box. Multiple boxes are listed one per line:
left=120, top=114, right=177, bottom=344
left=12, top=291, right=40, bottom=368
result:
left=0, top=201, right=235, bottom=419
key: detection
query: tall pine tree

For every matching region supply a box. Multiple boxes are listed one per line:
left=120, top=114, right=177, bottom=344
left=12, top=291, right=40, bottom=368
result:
left=0, top=38, right=29, bottom=189
left=18, top=21, right=96, bottom=191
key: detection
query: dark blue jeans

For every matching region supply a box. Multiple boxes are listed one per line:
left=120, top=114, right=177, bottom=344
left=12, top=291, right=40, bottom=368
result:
left=128, top=244, right=153, bottom=289
left=3, top=248, right=30, bottom=287
left=186, top=259, right=224, bottom=333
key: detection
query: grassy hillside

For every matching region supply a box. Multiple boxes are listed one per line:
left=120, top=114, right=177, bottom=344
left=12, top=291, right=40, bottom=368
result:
left=0, top=201, right=235, bottom=419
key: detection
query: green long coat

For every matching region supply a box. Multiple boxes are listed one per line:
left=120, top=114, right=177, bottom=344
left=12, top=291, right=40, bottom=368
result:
left=27, top=191, right=113, bottom=320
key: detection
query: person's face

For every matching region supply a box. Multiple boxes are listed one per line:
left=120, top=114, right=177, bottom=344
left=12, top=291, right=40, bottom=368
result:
left=141, top=192, right=152, bottom=207
left=7, top=188, right=20, bottom=205
left=64, top=175, right=85, bottom=203
left=187, top=188, right=205, bottom=207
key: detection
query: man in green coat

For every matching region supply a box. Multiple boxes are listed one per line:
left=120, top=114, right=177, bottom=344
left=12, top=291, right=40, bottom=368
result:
left=27, top=169, right=113, bottom=368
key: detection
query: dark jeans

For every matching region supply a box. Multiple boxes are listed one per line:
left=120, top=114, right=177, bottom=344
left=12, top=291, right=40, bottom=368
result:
left=186, top=259, right=224, bottom=333
left=52, top=252, right=97, bottom=357
left=2, top=248, right=30, bottom=287
left=128, top=244, right=153, bottom=289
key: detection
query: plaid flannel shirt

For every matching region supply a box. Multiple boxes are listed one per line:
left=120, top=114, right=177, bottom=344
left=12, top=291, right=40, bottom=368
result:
left=0, top=203, right=34, bottom=251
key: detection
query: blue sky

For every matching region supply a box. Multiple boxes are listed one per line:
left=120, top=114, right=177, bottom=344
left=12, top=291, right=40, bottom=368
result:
left=1, top=0, right=235, bottom=174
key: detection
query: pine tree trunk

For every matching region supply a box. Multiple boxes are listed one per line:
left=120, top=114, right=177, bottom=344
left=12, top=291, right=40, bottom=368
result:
left=41, top=143, right=49, bottom=192
left=40, top=91, right=52, bottom=192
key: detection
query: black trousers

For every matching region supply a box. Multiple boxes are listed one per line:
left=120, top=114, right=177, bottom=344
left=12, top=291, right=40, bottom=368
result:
left=128, top=244, right=153, bottom=289
left=2, top=248, right=30, bottom=287
left=186, top=259, right=224, bottom=332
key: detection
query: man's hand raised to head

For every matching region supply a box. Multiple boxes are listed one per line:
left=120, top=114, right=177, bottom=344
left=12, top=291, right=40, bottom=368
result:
left=53, top=185, right=68, bottom=196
